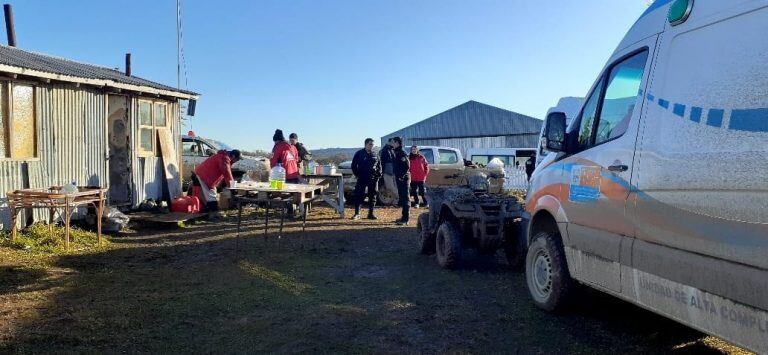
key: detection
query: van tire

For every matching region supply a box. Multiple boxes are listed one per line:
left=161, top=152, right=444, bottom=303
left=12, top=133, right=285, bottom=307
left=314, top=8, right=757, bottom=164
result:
left=417, top=213, right=436, bottom=255
left=435, top=222, right=462, bottom=269
left=525, top=231, right=574, bottom=312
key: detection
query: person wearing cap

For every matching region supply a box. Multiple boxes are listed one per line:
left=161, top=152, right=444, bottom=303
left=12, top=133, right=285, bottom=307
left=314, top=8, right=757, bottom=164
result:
left=289, top=133, right=312, bottom=164
left=193, top=149, right=242, bottom=217
left=391, top=137, right=411, bottom=225
left=271, top=129, right=300, bottom=183
left=409, top=145, right=429, bottom=208
left=351, top=138, right=382, bottom=220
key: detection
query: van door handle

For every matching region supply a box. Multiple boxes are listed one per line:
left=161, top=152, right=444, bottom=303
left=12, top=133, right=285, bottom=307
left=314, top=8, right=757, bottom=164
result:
left=607, top=164, right=628, bottom=172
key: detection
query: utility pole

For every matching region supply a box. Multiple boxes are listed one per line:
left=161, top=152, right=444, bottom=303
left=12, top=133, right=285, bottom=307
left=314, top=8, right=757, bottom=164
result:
left=176, top=0, right=181, bottom=89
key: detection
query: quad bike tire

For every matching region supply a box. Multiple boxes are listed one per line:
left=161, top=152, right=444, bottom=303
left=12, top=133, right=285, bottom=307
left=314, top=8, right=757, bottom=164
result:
left=504, top=234, right=525, bottom=271
left=417, top=213, right=435, bottom=255
left=435, top=221, right=462, bottom=269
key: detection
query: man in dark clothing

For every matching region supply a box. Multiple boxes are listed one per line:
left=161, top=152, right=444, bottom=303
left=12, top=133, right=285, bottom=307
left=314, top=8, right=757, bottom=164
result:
left=525, top=155, right=536, bottom=181
left=351, top=138, right=382, bottom=220
left=379, top=138, right=397, bottom=198
left=391, top=137, right=410, bottom=225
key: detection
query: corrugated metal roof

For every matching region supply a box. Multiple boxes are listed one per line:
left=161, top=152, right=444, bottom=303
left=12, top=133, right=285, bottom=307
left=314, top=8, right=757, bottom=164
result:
left=0, top=45, right=197, bottom=96
left=382, top=101, right=542, bottom=143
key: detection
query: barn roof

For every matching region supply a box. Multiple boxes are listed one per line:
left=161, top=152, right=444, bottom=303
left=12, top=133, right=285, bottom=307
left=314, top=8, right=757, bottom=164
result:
left=382, top=100, right=541, bottom=141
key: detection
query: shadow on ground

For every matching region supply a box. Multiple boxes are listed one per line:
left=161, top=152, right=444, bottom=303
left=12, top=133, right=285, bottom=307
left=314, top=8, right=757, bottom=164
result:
left=0, top=207, right=744, bottom=353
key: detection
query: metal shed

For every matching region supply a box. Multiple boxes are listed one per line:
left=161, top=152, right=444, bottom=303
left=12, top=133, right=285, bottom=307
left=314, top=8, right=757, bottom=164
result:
left=381, top=100, right=542, bottom=156
left=0, top=45, right=198, bottom=230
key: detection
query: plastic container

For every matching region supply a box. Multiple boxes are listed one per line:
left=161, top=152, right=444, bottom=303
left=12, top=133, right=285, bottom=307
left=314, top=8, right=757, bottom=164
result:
left=269, top=163, right=286, bottom=189
left=61, top=181, right=78, bottom=195
left=486, top=158, right=506, bottom=178
left=171, top=196, right=200, bottom=213
left=318, top=164, right=337, bottom=175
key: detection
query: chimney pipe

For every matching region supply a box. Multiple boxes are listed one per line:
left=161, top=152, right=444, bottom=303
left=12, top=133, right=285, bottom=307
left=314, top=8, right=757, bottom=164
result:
left=125, top=53, right=131, bottom=76
left=4, top=4, right=16, bottom=47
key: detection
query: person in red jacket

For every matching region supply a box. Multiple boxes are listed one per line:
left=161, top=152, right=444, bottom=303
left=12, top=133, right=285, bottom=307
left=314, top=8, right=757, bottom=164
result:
left=194, top=149, right=242, bottom=215
left=409, top=145, right=429, bottom=208
left=270, top=129, right=300, bottom=183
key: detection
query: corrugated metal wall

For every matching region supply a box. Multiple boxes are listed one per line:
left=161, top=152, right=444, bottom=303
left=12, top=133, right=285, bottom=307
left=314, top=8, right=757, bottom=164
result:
left=381, top=100, right=543, bottom=147
left=0, top=84, right=107, bottom=229
left=0, top=81, right=182, bottom=230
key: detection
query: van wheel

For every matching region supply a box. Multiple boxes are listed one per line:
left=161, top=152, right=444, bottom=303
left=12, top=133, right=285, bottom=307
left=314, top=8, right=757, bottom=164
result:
left=525, top=231, right=574, bottom=312
left=436, top=222, right=462, bottom=269
left=417, top=213, right=435, bottom=255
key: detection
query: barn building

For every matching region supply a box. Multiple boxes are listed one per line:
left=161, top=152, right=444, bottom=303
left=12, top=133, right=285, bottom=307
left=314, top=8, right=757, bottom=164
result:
left=381, top=100, right=542, bottom=158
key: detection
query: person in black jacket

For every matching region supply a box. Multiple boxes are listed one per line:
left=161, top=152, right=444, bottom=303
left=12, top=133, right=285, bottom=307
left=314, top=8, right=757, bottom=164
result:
left=391, top=137, right=411, bottom=225
left=379, top=138, right=396, bottom=197
left=289, top=133, right=312, bottom=163
left=525, top=155, right=536, bottom=181
left=351, top=138, right=382, bottom=220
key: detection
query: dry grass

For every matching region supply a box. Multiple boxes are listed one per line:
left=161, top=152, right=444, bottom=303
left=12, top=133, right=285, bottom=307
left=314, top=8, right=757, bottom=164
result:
left=0, top=206, right=752, bottom=354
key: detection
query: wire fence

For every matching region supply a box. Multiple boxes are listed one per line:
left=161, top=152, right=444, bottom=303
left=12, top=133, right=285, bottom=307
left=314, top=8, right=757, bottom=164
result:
left=504, top=166, right=530, bottom=191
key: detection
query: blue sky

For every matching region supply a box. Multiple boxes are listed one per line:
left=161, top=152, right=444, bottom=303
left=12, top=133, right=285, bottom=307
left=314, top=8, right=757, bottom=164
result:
left=9, top=0, right=648, bottom=151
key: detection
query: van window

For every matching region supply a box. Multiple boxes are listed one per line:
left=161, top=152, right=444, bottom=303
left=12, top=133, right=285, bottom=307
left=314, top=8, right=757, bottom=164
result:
left=595, top=50, right=649, bottom=144
left=419, top=149, right=434, bottom=164
left=491, top=156, right=513, bottom=166
left=472, top=155, right=489, bottom=166
left=576, top=80, right=605, bottom=150
left=438, top=149, right=459, bottom=164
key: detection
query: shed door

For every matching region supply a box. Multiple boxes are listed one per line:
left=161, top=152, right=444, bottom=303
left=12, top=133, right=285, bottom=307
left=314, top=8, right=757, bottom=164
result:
left=108, top=95, right=132, bottom=206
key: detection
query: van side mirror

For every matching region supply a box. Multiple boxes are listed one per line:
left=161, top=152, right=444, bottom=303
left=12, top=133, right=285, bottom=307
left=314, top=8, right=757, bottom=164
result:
left=205, top=148, right=216, bottom=156
left=544, top=112, right=567, bottom=152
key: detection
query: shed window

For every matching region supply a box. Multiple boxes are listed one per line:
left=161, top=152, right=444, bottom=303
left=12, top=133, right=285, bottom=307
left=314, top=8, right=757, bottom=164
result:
left=155, top=103, right=167, bottom=127
left=138, top=101, right=154, bottom=156
left=137, top=100, right=171, bottom=156
left=0, top=82, right=37, bottom=159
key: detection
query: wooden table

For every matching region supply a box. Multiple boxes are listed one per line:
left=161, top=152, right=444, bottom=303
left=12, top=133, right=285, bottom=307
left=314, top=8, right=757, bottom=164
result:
left=304, top=174, right=345, bottom=218
left=6, top=187, right=107, bottom=249
left=229, top=182, right=328, bottom=242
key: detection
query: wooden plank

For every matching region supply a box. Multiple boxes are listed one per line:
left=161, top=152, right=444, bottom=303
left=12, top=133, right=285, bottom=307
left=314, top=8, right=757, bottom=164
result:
left=129, top=212, right=206, bottom=223
left=229, top=183, right=322, bottom=194
left=156, top=128, right=183, bottom=200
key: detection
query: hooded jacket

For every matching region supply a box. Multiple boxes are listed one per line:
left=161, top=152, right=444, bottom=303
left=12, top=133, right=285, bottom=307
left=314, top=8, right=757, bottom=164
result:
left=380, top=145, right=395, bottom=175
left=271, top=141, right=300, bottom=180
left=409, top=153, right=429, bottom=182
left=195, top=150, right=235, bottom=189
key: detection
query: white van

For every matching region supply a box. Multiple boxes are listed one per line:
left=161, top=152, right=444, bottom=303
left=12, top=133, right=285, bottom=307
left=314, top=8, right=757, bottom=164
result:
left=525, top=1, right=768, bottom=352
left=466, top=147, right=536, bottom=168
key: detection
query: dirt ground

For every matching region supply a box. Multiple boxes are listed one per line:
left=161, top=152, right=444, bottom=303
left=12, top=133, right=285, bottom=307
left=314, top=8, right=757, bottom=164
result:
left=0, top=206, right=751, bottom=354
